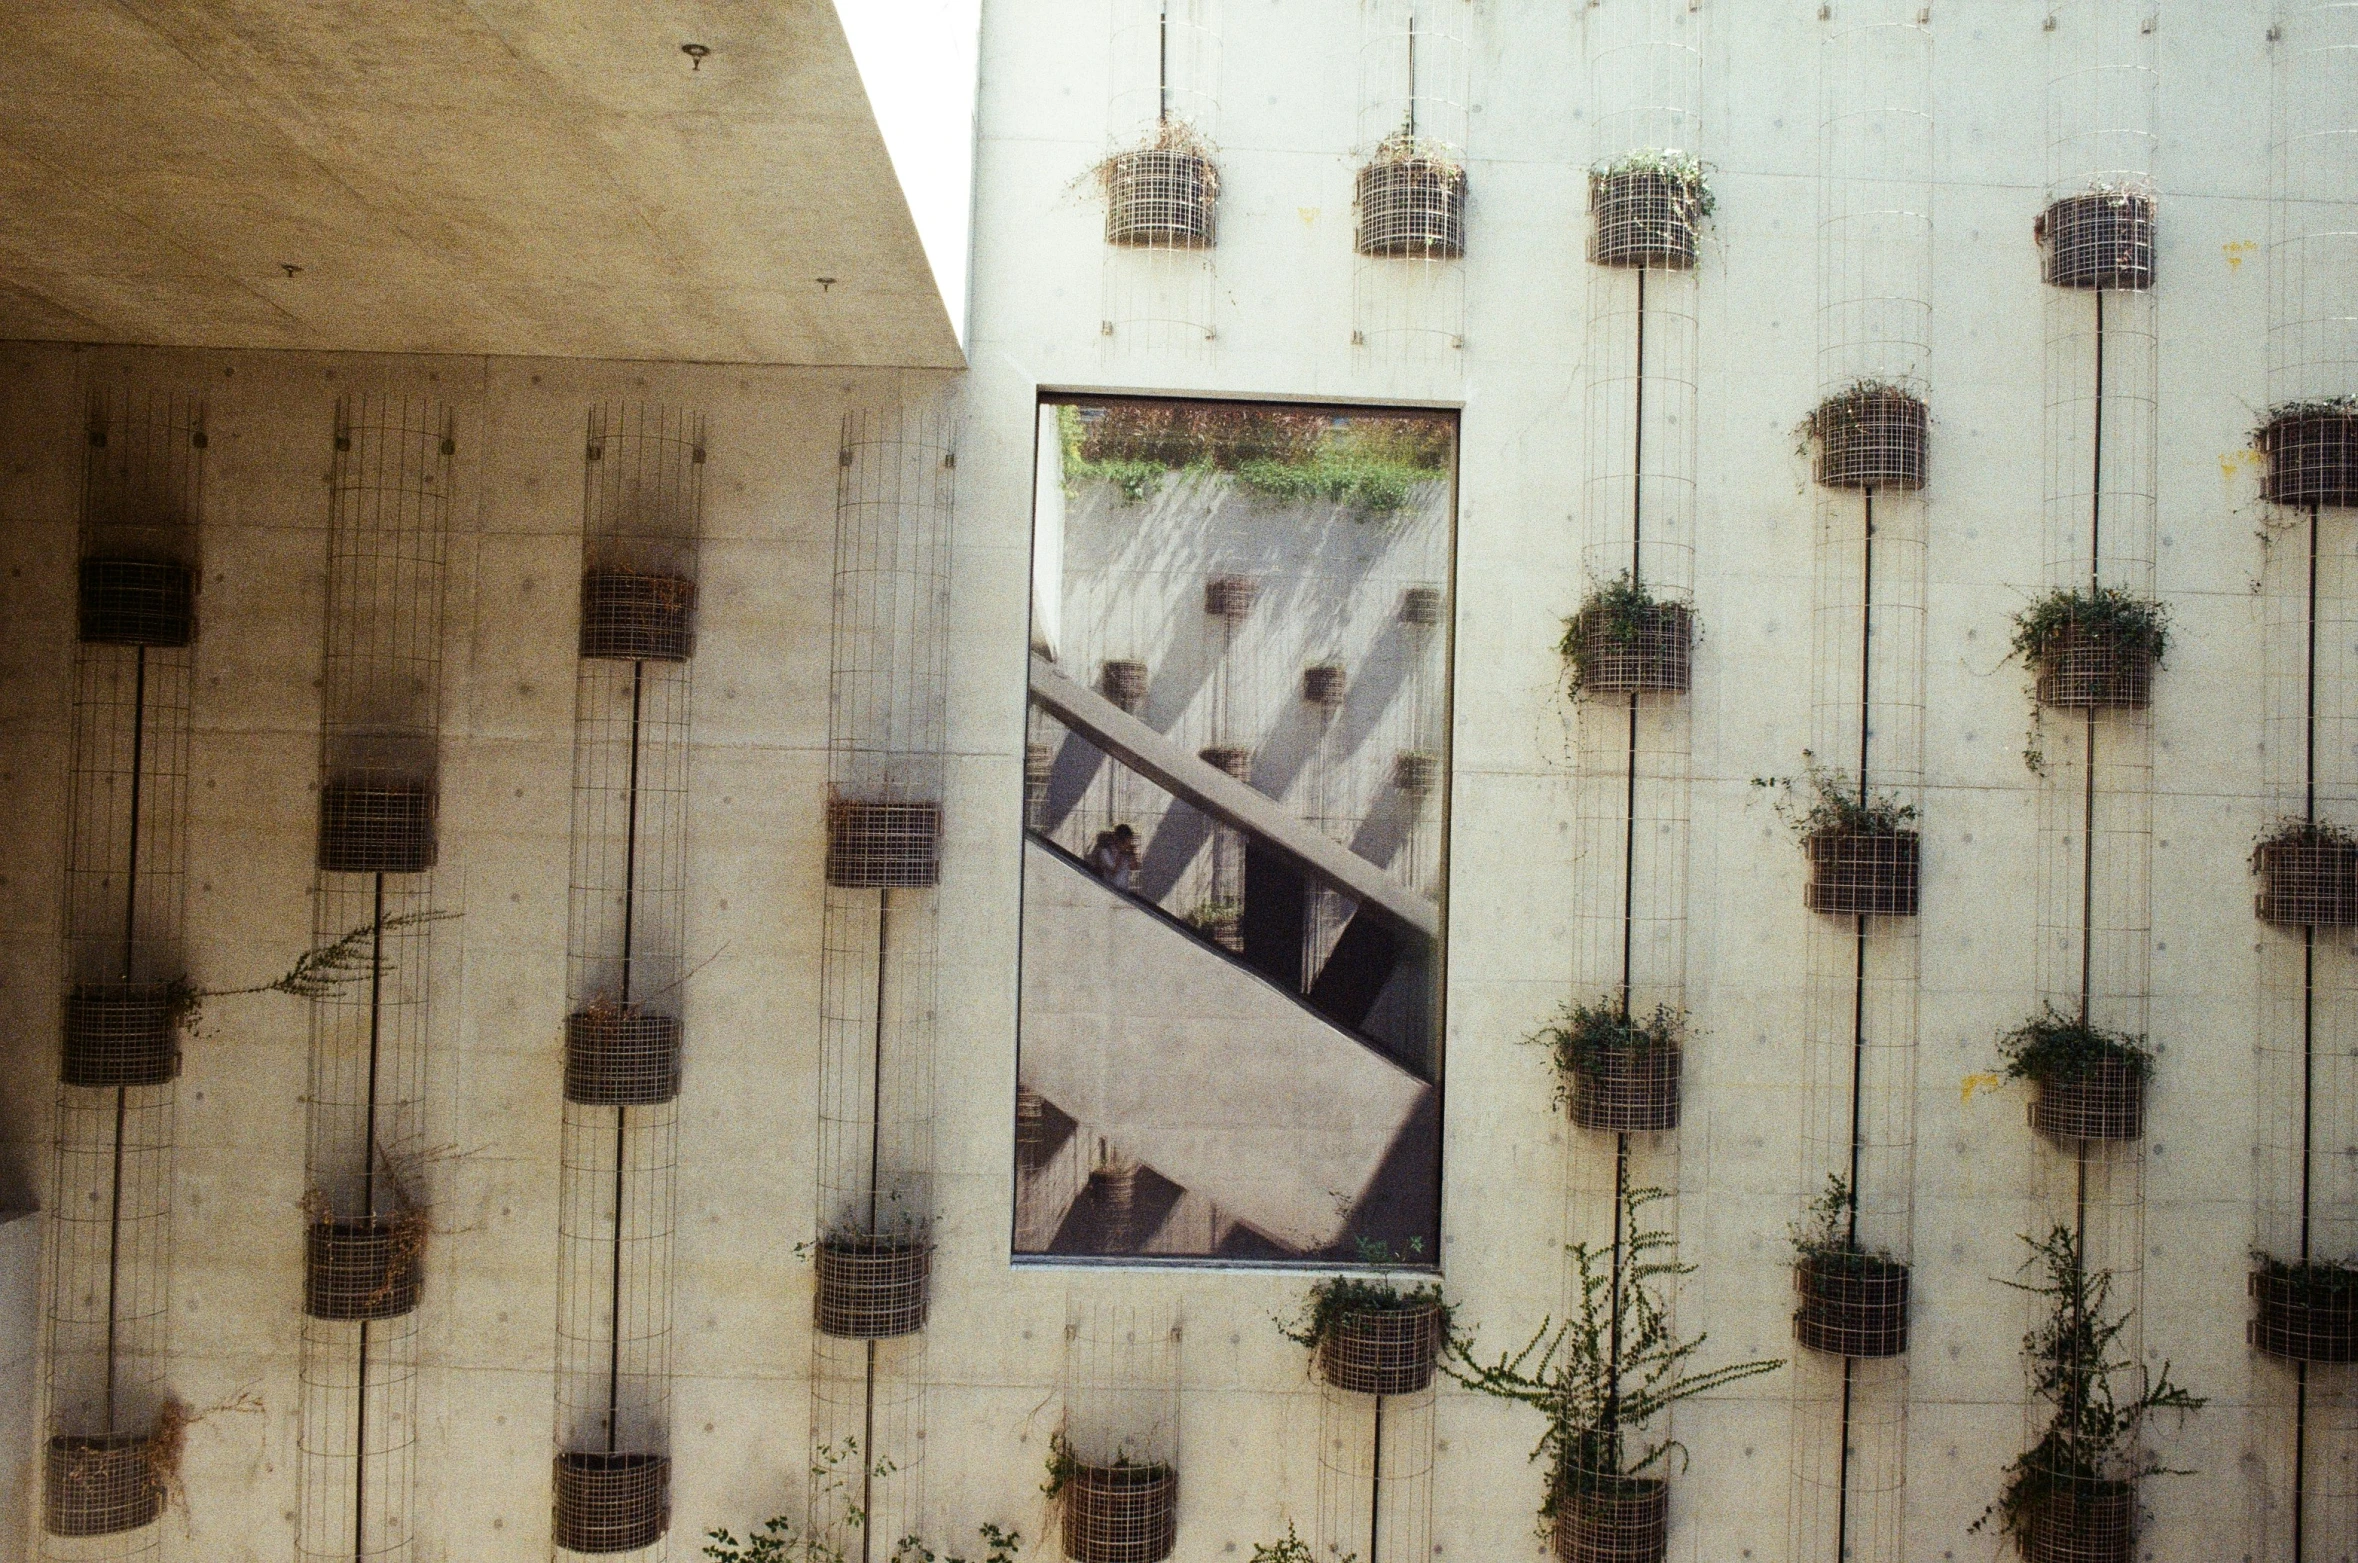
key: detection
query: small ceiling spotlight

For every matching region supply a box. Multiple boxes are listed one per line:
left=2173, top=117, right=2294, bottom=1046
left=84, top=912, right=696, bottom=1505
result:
left=681, top=43, right=710, bottom=70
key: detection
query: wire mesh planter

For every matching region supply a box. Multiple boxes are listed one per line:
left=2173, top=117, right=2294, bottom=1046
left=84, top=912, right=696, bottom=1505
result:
left=2258, top=406, right=2358, bottom=509
left=825, top=799, right=943, bottom=889
left=1571, top=602, right=1693, bottom=697
left=563, top=1006, right=682, bottom=1106
left=1393, top=750, right=1440, bottom=798
left=2038, top=191, right=2155, bottom=292
left=552, top=1449, right=671, bottom=1554
left=2031, top=624, right=2154, bottom=710
left=2013, top=1479, right=2135, bottom=1563
left=304, top=1212, right=426, bottom=1322
left=1808, top=386, right=1929, bottom=492
left=77, top=558, right=194, bottom=648
left=2028, top=1059, right=2146, bottom=1142
left=1802, top=828, right=1919, bottom=917
left=1105, top=148, right=1218, bottom=248
left=1101, top=659, right=1152, bottom=714
left=2250, top=1260, right=2358, bottom=1363
left=1551, top=1475, right=1669, bottom=1563
left=579, top=569, right=696, bottom=663
left=1205, top=574, right=1259, bottom=621
left=1316, top=1299, right=1444, bottom=1396
left=1303, top=663, right=1347, bottom=711
left=1062, top=1460, right=1179, bottom=1563
left=1569, top=1043, right=1682, bottom=1134
left=1589, top=167, right=1705, bottom=270
left=813, top=1231, right=934, bottom=1340
left=60, top=982, right=179, bottom=1087
left=1356, top=155, right=1466, bottom=259
left=1793, top=1254, right=1910, bottom=1358
left=2253, top=825, right=2358, bottom=928
left=317, top=775, right=438, bottom=875
left=1199, top=745, right=1252, bottom=782
left=1400, top=585, right=1445, bottom=626
left=43, top=1430, right=163, bottom=1537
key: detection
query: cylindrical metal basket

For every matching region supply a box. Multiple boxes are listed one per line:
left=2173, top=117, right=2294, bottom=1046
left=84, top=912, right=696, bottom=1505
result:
left=1573, top=602, right=1693, bottom=697
left=1569, top=1044, right=1682, bottom=1134
left=43, top=1431, right=163, bottom=1538
left=2039, top=191, right=2155, bottom=292
left=825, top=799, right=943, bottom=889
left=304, top=1213, right=425, bottom=1322
left=2254, top=831, right=2358, bottom=928
left=552, top=1450, right=671, bottom=1555
left=60, top=982, right=180, bottom=1088
left=1552, top=1475, right=1669, bottom=1563
left=1810, top=388, right=1929, bottom=491
left=563, top=1006, right=682, bottom=1106
left=317, top=775, right=438, bottom=875
left=77, top=558, right=195, bottom=648
left=2029, top=1060, right=2145, bottom=1143
left=1105, top=149, right=1217, bottom=248
left=1356, top=156, right=1467, bottom=259
left=813, top=1232, right=934, bottom=1340
left=1199, top=745, right=1252, bottom=782
left=1062, top=1460, right=1179, bottom=1563
left=1316, top=1298, right=1444, bottom=1396
left=2259, top=408, right=2358, bottom=509
left=2032, top=624, right=2154, bottom=710
left=1399, top=585, right=1445, bottom=627
left=1204, top=574, right=1260, bottom=621
left=1588, top=167, right=1702, bottom=270
left=1803, top=828, right=1920, bottom=918
left=2250, top=1263, right=2358, bottom=1363
left=1393, top=751, right=1440, bottom=798
left=2018, top=1479, right=2135, bottom=1563
left=1101, top=659, right=1151, bottom=714
left=579, top=569, right=697, bottom=663
left=1793, top=1253, right=1910, bottom=1358
left=1303, top=664, right=1347, bottom=711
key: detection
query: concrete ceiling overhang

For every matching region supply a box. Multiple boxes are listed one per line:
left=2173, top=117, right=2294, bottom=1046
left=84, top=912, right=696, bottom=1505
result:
left=0, top=0, right=963, bottom=367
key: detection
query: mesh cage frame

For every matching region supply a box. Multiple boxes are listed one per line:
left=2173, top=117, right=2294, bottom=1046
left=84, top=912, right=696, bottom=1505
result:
left=77, top=558, right=194, bottom=648
left=1793, top=1254, right=1911, bottom=1358
left=1810, top=388, right=1929, bottom=491
left=1101, top=659, right=1152, bottom=713
left=303, top=1213, right=426, bottom=1322
left=1400, top=585, right=1445, bottom=626
left=1355, top=156, right=1467, bottom=260
left=1550, top=1475, right=1670, bottom=1563
left=1392, top=750, right=1440, bottom=797
left=1315, top=1299, right=1444, bottom=1396
left=2031, top=624, right=2155, bottom=710
left=812, top=1232, right=934, bottom=1340
left=1198, top=745, right=1252, bottom=782
left=1573, top=602, right=1694, bottom=697
left=2259, top=408, right=2358, bottom=508
left=562, top=1006, right=683, bottom=1106
left=317, top=775, right=438, bottom=875
left=1105, top=149, right=1218, bottom=248
left=2253, top=831, right=2358, bottom=927
left=2028, top=1059, right=2145, bottom=1142
left=1588, top=167, right=1702, bottom=271
left=825, top=799, right=943, bottom=889
left=551, top=1449, right=671, bottom=1555
left=1802, top=828, right=1921, bottom=917
left=579, top=569, right=697, bottom=663
left=2015, top=1478, right=2136, bottom=1563
left=1061, top=1460, right=1179, bottom=1563
left=1568, top=1043, right=1682, bottom=1134
left=43, top=1429, right=163, bottom=1538
left=1204, top=574, right=1260, bottom=620
left=2249, top=1263, right=2358, bottom=1362
left=60, top=982, right=179, bottom=1087
left=2039, top=191, right=2155, bottom=292
left=1303, top=663, right=1347, bottom=710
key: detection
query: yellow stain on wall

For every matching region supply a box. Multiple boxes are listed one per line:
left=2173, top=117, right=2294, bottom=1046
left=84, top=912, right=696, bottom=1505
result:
left=2222, top=446, right=2263, bottom=480
left=1961, top=1071, right=2001, bottom=1104
left=1299, top=207, right=1320, bottom=227
left=2226, top=240, right=2258, bottom=271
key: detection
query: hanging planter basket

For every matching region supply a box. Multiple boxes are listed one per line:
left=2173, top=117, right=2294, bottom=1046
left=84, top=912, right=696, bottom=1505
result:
left=2250, top=1259, right=2358, bottom=1363
left=1101, top=659, right=1151, bottom=714
left=1393, top=750, right=1440, bottom=797
left=2253, top=825, right=2358, bottom=929
left=1589, top=167, right=1704, bottom=270
left=1316, top=1298, right=1444, bottom=1396
left=2028, top=1059, right=2146, bottom=1142
left=1303, top=663, right=1347, bottom=710
left=579, top=569, right=696, bottom=663
left=43, top=1431, right=163, bottom=1538
left=304, top=1212, right=426, bottom=1322
left=552, top=1449, right=671, bottom=1554
left=563, top=1005, right=682, bottom=1106
left=2257, top=404, right=2358, bottom=509
left=2016, top=1478, right=2135, bottom=1563
left=2039, top=191, right=2155, bottom=291
left=2030, top=623, right=2155, bottom=711
left=1199, top=744, right=1252, bottom=782
left=1569, top=601, right=1693, bottom=698
left=1204, top=574, right=1259, bottom=621
left=1808, top=386, right=1928, bottom=492
left=1104, top=148, right=1218, bottom=248
left=1400, top=585, right=1445, bottom=626
left=813, top=1231, right=933, bottom=1340
left=1062, top=1460, right=1179, bottom=1563
left=1803, top=827, right=1919, bottom=917
left=1569, top=1043, right=1682, bottom=1134
left=826, top=799, right=943, bottom=889
left=1356, top=154, right=1467, bottom=259
left=1793, top=1253, right=1910, bottom=1358
left=1552, top=1474, right=1670, bottom=1563
left=60, top=982, right=180, bottom=1088
left=77, top=558, right=195, bottom=649
left=317, top=775, right=438, bottom=875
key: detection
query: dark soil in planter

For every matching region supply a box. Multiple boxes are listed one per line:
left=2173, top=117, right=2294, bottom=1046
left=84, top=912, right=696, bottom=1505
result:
left=1589, top=168, right=1702, bottom=270
left=1570, top=1044, right=1680, bottom=1133
left=1303, top=663, right=1347, bottom=710
left=1062, top=1460, right=1178, bottom=1563
left=61, top=982, right=179, bottom=1088
left=2040, top=192, right=2154, bottom=291
left=1357, top=157, right=1467, bottom=259
left=1552, top=1474, right=1669, bottom=1563
left=1573, top=602, right=1693, bottom=697
left=2018, top=1478, right=2135, bottom=1563
left=1101, top=659, right=1151, bottom=714
left=1393, top=751, right=1440, bottom=797
left=579, top=569, right=696, bottom=662
left=44, top=1431, right=162, bottom=1538
left=1205, top=574, right=1259, bottom=620
left=1105, top=150, right=1217, bottom=248
left=826, top=799, right=942, bottom=889
left=2253, top=830, right=2358, bottom=928
left=552, top=1449, right=671, bottom=1554
left=563, top=1006, right=682, bottom=1106
left=2250, top=1260, right=2358, bottom=1363
left=1803, top=828, right=1919, bottom=918
left=2029, top=1058, right=2145, bottom=1142
left=1317, top=1297, right=1444, bottom=1395
left=317, top=776, right=438, bottom=875
left=1199, top=745, right=1252, bottom=782
left=1400, top=585, right=1445, bottom=626
left=304, top=1213, right=425, bottom=1321
left=1811, top=388, right=1928, bottom=491
left=78, top=559, right=195, bottom=648
left=2259, top=408, right=2358, bottom=509
left=814, top=1231, right=933, bottom=1339
left=2032, top=624, right=2154, bottom=710
left=1794, top=1252, right=1910, bottom=1358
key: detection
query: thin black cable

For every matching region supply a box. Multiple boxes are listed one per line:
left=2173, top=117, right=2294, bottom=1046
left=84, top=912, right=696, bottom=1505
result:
left=2293, top=502, right=2320, bottom=1562
left=859, top=890, right=894, bottom=1563
left=1369, top=1389, right=1385, bottom=1563
left=1833, top=485, right=1877, bottom=1563
left=355, top=869, right=387, bottom=1563
left=102, top=646, right=149, bottom=1432
left=608, top=660, right=647, bottom=1455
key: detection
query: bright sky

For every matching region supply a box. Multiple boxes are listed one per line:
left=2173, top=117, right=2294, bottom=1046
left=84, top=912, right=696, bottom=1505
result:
left=836, top=0, right=984, bottom=346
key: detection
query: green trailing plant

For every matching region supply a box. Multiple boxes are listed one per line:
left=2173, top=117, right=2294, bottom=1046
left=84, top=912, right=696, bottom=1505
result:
left=2257, top=394, right=2358, bottom=440
left=1753, top=753, right=1916, bottom=839
left=1249, top=1522, right=1347, bottom=1563
left=1790, top=1174, right=1893, bottom=1274
left=2011, top=586, right=2170, bottom=673
left=165, top=909, right=459, bottom=1035
left=1370, top=125, right=1462, bottom=175
left=1184, top=897, right=1241, bottom=935
left=706, top=1440, right=1019, bottom=1563
left=1997, top=1005, right=2154, bottom=1086
left=1276, top=1236, right=1449, bottom=1355
left=2256, top=815, right=2358, bottom=861
left=1527, top=999, right=1683, bottom=1113
left=1592, top=148, right=1715, bottom=217
left=1445, top=1185, right=1782, bottom=1521
left=1055, top=402, right=1449, bottom=513
left=1800, top=377, right=1924, bottom=454
left=1558, top=575, right=1683, bottom=698
left=1042, top=1428, right=1168, bottom=1502
left=1972, top=1226, right=2202, bottom=1546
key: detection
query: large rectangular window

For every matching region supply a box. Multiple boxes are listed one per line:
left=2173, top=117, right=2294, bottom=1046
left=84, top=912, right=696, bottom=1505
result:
left=1016, top=395, right=1454, bottom=1262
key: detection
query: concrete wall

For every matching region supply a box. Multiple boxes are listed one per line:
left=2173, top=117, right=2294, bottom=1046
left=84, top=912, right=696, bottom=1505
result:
left=1, top=1208, right=38, bottom=1554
